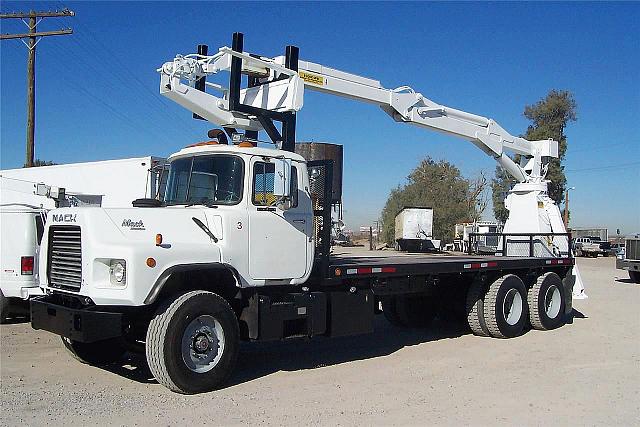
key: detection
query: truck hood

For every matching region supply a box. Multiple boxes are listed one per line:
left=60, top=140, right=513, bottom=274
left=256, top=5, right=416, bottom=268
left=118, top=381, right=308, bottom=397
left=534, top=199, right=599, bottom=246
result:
left=42, top=206, right=229, bottom=305
left=48, top=206, right=224, bottom=245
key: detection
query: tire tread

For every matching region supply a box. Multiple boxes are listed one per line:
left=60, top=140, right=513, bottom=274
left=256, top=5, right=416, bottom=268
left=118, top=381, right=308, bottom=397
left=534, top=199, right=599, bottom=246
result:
left=484, top=275, right=507, bottom=338
left=466, top=277, right=490, bottom=337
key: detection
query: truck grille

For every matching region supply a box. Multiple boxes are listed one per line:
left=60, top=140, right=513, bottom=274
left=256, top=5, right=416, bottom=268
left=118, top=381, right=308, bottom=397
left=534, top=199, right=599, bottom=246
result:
left=627, top=239, right=639, bottom=261
left=48, top=226, right=82, bottom=291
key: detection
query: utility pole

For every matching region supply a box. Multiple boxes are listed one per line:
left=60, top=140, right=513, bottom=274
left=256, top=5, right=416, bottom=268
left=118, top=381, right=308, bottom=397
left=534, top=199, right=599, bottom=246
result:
left=1, top=9, right=74, bottom=167
left=563, top=186, right=575, bottom=229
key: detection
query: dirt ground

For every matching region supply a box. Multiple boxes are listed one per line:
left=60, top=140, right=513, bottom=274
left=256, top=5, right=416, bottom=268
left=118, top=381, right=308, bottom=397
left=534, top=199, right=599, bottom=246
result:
left=1, top=256, right=638, bottom=426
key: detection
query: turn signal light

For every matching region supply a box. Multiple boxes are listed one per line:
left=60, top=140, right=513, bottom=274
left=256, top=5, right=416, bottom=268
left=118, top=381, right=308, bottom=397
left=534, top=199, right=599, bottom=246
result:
left=155, top=234, right=163, bottom=246
left=186, top=140, right=219, bottom=148
left=146, top=257, right=156, bottom=268
left=21, top=256, right=34, bottom=275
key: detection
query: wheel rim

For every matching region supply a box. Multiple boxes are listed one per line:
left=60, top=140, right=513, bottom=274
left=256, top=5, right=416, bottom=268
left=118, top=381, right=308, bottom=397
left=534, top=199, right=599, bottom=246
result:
left=502, top=288, right=523, bottom=326
left=544, top=285, right=561, bottom=319
left=181, top=315, right=225, bottom=373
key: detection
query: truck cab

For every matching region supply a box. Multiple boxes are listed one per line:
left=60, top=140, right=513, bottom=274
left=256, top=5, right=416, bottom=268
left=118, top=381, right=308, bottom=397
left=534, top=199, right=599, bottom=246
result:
left=37, top=143, right=314, bottom=307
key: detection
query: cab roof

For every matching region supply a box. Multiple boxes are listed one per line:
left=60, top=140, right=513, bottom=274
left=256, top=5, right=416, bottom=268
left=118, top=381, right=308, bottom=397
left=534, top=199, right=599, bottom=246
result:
left=169, top=143, right=307, bottom=163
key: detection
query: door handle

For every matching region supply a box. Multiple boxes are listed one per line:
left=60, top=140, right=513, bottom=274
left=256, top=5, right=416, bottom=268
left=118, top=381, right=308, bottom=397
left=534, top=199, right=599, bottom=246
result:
left=293, top=219, right=306, bottom=224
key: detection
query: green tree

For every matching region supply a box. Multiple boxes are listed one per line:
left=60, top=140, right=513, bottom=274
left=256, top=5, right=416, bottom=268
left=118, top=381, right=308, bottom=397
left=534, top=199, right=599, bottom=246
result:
left=24, top=159, right=57, bottom=167
left=380, top=157, right=475, bottom=244
left=492, top=90, right=577, bottom=221
left=491, top=164, right=514, bottom=223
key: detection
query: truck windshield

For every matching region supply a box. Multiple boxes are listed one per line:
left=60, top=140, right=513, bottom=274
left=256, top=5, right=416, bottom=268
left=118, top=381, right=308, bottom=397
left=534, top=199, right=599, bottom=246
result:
left=164, top=155, right=244, bottom=205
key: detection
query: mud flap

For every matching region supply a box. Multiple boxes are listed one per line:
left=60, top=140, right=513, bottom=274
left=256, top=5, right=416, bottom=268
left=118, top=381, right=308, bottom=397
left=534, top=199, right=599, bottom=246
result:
left=570, top=264, right=588, bottom=300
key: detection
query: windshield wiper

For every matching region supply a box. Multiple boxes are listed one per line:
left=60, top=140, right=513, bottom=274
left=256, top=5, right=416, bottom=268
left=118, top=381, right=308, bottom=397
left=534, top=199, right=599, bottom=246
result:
left=192, top=217, right=219, bottom=243
left=185, top=199, right=219, bottom=208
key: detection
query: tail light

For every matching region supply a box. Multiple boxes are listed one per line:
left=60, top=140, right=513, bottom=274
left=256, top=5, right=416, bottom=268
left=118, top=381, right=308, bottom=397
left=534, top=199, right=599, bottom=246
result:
left=21, top=256, right=34, bottom=275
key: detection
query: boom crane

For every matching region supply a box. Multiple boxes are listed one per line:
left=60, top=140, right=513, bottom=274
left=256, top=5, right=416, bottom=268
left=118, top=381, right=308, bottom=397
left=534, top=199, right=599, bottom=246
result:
left=158, top=32, right=585, bottom=297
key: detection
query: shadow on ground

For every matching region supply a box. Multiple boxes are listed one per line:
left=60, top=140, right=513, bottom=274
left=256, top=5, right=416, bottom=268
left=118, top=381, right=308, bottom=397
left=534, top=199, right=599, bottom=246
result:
left=614, top=277, right=638, bottom=285
left=98, top=316, right=469, bottom=388
left=566, top=308, right=587, bottom=324
left=96, top=308, right=589, bottom=389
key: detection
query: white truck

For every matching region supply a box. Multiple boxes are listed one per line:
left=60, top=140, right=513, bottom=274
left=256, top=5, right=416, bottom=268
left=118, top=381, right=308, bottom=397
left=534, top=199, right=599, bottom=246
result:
left=31, top=33, right=581, bottom=394
left=0, top=157, right=166, bottom=322
left=616, top=236, right=640, bottom=283
left=573, top=237, right=603, bottom=258
left=394, top=207, right=440, bottom=251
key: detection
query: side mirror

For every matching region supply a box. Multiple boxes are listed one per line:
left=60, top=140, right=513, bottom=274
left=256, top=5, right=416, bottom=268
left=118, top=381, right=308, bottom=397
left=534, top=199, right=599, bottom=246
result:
left=273, top=158, right=291, bottom=198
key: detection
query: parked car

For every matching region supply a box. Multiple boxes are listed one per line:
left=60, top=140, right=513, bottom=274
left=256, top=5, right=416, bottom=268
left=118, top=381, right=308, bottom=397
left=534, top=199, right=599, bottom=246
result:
left=585, top=236, right=611, bottom=256
left=609, top=242, right=626, bottom=257
left=573, top=237, right=602, bottom=257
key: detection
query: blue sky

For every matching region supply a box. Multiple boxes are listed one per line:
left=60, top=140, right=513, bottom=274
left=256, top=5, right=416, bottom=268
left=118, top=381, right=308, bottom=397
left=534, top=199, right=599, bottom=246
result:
left=1, top=1, right=638, bottom=234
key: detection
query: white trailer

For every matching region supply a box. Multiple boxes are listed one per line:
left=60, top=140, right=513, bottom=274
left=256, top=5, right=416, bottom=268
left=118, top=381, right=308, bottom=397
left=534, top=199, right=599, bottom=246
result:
left=0, top=156, right=167, bottom=209
left=0, top=157, right=166, bottom=322
left=394, top=207, right=440, bottom=251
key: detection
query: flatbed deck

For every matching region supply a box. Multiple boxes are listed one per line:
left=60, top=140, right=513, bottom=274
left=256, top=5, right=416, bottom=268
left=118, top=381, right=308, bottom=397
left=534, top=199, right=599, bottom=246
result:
left=328, top=250, right=573, bottom=278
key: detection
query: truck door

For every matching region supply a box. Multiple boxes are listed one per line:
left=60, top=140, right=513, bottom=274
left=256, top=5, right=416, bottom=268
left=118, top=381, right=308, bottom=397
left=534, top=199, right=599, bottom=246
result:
left=248, top=158, right=311, bottom=279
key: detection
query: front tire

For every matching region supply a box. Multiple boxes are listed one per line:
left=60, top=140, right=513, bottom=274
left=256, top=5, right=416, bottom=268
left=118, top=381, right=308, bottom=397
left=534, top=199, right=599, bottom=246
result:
left=483, top=274, right=528, bottom=338
left=630, top=271, right=640, bottom=284
left=146, top=290, right=240, bottom=394
left=527, top=272, right=565, bottom=330
left=62, top=337, right=126, bottom=365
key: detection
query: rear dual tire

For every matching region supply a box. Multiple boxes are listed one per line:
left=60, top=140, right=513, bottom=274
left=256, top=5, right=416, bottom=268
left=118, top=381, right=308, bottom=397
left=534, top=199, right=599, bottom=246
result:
left=465, top=277, right=490, bottom=337
left=466, top=272, right=566, bottom=337
left=483, top=274, right=528, bottom=338
left=527, top=272, right=565, bottom=330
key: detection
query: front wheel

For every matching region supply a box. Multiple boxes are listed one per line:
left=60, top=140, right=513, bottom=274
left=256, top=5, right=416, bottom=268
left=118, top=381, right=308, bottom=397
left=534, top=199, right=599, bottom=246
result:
left=146, top=290, right=240, bottom=394
left=630, top=271, right=640, bottom=284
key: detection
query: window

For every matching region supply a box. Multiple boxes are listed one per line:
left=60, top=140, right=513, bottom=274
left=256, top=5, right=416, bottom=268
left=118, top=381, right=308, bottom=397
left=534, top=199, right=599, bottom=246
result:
left=252, top=163, right=298, bottom=207
left=35, top=215, right=44, bottom=245
left=253, top=163, right=276, bottom=206
left=290, top=166, right=298, bottom=208
left=164, top=155, right=244, bottom=205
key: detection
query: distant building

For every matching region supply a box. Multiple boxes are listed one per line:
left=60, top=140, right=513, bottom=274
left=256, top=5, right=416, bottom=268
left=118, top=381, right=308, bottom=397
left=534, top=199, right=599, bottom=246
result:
left=569, top=227, right=608, bottom=242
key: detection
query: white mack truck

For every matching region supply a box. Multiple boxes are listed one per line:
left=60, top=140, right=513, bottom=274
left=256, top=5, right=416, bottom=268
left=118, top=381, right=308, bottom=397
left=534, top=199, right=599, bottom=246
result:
left=31, top=33, right=582, bottom=394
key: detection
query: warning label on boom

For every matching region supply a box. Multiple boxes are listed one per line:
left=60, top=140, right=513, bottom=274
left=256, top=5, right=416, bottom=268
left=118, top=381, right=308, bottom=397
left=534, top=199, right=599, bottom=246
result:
left=299, top=71, right=324, bottom=86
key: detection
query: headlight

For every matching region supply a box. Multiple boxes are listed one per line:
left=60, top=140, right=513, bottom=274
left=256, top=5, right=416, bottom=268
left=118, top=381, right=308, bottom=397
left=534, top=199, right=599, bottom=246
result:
left=109, top=259, right=126, bottom=285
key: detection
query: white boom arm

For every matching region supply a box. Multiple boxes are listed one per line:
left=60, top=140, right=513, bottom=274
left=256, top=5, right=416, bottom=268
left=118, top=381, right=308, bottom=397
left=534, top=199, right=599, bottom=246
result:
left=158, top=46, right=558, bottom=183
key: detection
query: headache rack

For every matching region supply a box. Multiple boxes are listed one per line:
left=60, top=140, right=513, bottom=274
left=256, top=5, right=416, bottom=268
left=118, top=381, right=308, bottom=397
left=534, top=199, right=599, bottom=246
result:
left=468, top=232, right=572, bottom=258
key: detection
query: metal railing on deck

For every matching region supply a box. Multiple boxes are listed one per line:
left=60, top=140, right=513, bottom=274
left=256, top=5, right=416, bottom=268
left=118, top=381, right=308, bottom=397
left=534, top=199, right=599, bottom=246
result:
left=468, top=232, right=572, bottom=258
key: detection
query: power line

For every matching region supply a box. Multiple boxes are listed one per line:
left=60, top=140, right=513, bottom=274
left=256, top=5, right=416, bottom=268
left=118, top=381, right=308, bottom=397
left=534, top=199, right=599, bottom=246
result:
left=566, top=161, right=640, bottom=173
left=70, top=17, right=200, bottom=137
left=568, top=142, right=628, bottom=154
